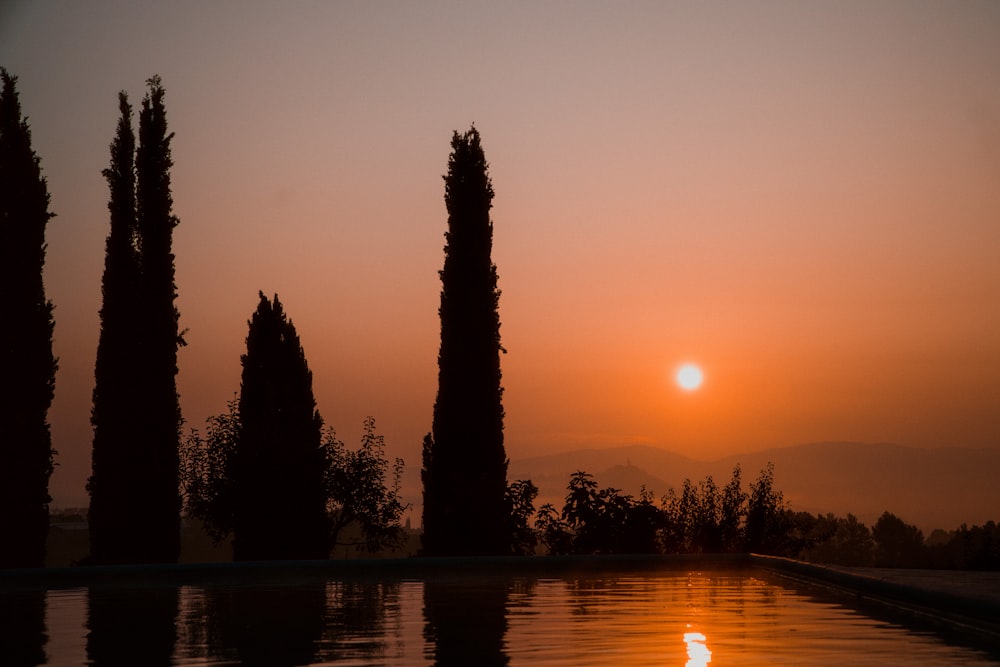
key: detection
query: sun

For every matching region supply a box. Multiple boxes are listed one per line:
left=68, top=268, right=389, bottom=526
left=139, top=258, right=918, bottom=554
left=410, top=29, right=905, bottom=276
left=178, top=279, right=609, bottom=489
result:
left=676, top=363, right=704, bottom=391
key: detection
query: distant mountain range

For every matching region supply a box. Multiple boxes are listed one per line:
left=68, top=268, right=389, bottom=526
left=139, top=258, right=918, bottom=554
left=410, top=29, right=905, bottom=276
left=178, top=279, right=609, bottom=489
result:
left=506, top=442, right=1000, bottom=534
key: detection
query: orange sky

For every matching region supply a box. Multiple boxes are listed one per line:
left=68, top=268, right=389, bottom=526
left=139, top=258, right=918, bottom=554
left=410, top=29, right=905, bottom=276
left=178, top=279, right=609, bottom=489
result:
left=2, top=1, right=999, bottom=508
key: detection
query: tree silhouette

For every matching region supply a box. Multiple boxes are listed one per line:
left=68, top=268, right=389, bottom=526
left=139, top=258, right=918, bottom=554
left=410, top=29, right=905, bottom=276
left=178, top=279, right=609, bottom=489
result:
left=424, top=578, right=510, bottom=666
left=505, top=479, right=539, bottom=556
left=0, top=69, right=57, bottom=569
left=662, top=478, right=699, bottom=553
left=200, top=583, right=326, bottom=667
left=0, top=589, right=46, bottom=664
left=232, top=292, right=329, bottom=560
left=181, top=399, right=241, bottom=546
left=744, top=462, right=789, bottom=555
left=183, top=404, right=408, bottom=557
left=872, top=511, right=926, bottom=568
left=801, top=512, right=874, bottom=566
left=719, top=465, right=747, bottom=553
left=89, top=91, right=142, bottom=563
left=89, top=76, right=182, bottom=564
left=535, top=503, right=573, bottom=555
left=135, top=74, right=183, bottom=561
left=86, top=587, right=178, bottom=667
left=323, top=417, right=408, bottom=554
left=422, top=126, right=508, bottom=556
left=539, top=471, right=664, bottom=555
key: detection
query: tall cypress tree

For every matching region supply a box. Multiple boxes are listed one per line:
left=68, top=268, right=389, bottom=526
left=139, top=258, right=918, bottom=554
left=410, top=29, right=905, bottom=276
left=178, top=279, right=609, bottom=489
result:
left=135, top=75, right=182, bottom=562
left=232, top=293, right=329, bottom=561
left=88, top=92, right=143, bottom=563
left=421, top=127, right=508, bottom=556
left=89, top=77, right=181, bottom=564
left=0, top=69, right=57, bottom=568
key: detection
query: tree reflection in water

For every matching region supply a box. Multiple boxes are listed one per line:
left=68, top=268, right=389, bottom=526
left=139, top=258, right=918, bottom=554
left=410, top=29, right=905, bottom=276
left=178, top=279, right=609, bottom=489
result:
left=174, top=577, right=402, bottom=665
left=319, top=580, right=401, bottom=661
left=190, top=582, right=326, bottom=666
left=0, top=588, right=46, bottom=666
left=86, top=586, right=177, bottom=667
left=423, top=576, right=514, bottom=667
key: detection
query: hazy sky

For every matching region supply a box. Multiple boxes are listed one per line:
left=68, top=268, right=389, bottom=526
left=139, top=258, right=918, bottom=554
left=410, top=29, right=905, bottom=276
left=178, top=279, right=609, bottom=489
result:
left=3, top=1, right=999, bottom=508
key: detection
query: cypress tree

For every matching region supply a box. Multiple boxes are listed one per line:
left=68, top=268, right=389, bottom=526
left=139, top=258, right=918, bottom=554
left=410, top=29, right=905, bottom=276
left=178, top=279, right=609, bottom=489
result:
left=88, top=77, right=181, bottom=564
left=0, top=69, right=57, bottom=568
left=135, top=75, right=182, bottom=562
left=421, top=127, right=508, bottom=556
left=88, top=92, right=143, bottom=563
left=232, top=293, right=329, bottom=560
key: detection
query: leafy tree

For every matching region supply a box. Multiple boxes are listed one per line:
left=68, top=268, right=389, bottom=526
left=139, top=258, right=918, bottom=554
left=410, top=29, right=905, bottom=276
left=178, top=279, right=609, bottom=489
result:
left=0, top=68, right=57, bottom=568
left=744, top=462, right=789, bottom=555
left=662, top=478, right=699, bottom=553
left=692, top=476, right=722, bottom=553
left=872, top=511, right=926, bottom=568
left=232, top=293, right=328, bottom=560
left=183, top=405, right=409, bottom=556
left=802, top=513, right=874, bottom=566
left=719, top=465, right=747, bottom=552
left=535, top=503, right=572, bottom=556
left=945, top=521, right=1000, bottom=570
left=620, top=486, right=662, bottom=554
left=422, top=126, right=508, bottom=556
left=88, top=77, right=182, bottom=564
left=181, top=399, right=240, bottom=546
left=324, top=417, right=408, bottom=554
left=505, top=479, right=539, bottom=556
left=561, top=471, right=602, bottom=552
left=551, top=471, right=661, bottom=555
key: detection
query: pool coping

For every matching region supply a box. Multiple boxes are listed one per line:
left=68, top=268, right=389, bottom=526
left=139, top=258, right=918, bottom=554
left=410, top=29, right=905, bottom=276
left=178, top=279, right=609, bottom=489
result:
left=751, top=554, right=1000, bottom=642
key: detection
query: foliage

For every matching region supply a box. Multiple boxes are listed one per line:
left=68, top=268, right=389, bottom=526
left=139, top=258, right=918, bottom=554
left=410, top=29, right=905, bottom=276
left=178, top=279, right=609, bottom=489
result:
left=531, top=463, right=800, bottom=557
left=516, top=461, right=1000, bottom=570
left=0, top=68, right=57, bottom=568
left=184, top=409, right=409, bottom=557
left=799, top=513, right=875, bottom=566
left=88, top=76, right=182, bottom=564
left=535, top=503, right=572, bottom=556
left=505, top=479, right=539, bottom=555
left=719, top=465, right=747, bottom=552
left=543, top=472, right=663, bottom=555
left=927, top=521, right=1000, bottom=570
left=621, top=486, right=662, bottom=554
left=422, top=126, right=508, bottom=556
left=324, top=417, right=408, bottom=553
left=231, top=292, right=328, bottom=560
left=660, top=480, right=695, bottom=553
left=744, top=462, right=790, bottom=555
left=661, top=466, right=754, bottom=554
left=872, top=511, right=926, bottom=568
left=181, top=399, right=240, bottom=546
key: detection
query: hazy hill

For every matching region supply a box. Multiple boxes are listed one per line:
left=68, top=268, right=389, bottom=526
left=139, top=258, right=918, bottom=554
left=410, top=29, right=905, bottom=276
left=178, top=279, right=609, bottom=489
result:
left=507, top=442, right=1000, bottom=534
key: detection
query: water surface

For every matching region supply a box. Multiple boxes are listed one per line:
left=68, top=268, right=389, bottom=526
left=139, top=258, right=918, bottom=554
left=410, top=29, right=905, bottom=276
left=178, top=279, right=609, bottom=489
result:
left=17, top=565, right=1000, bottom=665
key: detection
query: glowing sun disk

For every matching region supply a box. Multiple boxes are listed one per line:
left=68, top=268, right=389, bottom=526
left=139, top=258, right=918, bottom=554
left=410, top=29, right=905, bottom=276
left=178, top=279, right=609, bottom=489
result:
left=676, top=364, right=704, bottom=391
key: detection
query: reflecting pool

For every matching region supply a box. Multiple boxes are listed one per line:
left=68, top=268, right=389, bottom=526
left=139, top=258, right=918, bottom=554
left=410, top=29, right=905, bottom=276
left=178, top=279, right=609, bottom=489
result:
left=8, top=564, right=1000, bottom=665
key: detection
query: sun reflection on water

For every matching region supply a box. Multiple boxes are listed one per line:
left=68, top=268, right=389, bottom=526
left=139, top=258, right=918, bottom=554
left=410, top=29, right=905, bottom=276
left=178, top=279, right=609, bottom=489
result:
left=684, top=628, right=712, bottom=666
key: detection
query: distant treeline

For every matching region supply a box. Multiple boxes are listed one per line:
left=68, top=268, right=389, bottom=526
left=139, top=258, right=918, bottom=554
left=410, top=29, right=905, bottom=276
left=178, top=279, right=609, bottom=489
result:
left=503, top=465, right=1000, bottom=571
